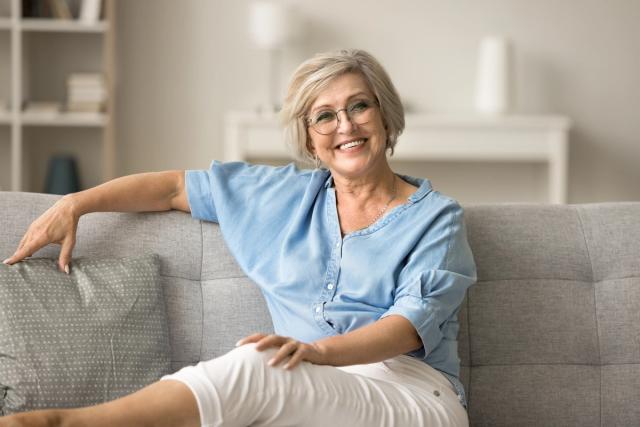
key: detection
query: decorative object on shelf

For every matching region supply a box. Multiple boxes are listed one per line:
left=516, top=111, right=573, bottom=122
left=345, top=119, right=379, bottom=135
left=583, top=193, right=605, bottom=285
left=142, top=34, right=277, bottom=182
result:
left=44, top=154, right=80, bottom=195
left=49, top=0, right=72, bottom=20
left=475, top=35, right=514, bottom=115
left=66, top=73, right=106, bottom=113
left=248, top=1, right=297, bottom=113
left=78, top=0, right=102, bottom=25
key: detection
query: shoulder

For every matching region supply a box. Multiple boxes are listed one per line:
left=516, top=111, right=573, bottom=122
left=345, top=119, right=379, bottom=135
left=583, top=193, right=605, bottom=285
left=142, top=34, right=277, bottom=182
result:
left=400, top=174, right=463, bottom=220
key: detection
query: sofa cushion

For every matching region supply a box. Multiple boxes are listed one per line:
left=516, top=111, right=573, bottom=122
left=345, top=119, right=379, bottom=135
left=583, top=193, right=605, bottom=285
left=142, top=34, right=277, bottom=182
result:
left=0, top=255, right=171, bottom=415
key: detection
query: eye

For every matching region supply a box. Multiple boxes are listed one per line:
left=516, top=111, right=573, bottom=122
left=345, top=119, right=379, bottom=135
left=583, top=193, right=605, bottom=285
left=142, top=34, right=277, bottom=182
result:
left=313, top=111, right=335, bottom=124
left=349, top=100, right=370, bottom=113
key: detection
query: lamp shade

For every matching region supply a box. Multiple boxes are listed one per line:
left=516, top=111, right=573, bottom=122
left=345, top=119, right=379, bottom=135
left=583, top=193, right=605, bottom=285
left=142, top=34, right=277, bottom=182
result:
left=249, top=1, right=294, bottom=49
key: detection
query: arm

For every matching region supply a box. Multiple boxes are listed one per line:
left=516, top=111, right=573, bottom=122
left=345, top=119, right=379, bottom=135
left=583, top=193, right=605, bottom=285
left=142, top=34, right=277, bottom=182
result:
left=3, top=170, right=189, bottom=271
left=65, top=170, right=189, bottom=216
left=238, top=314, right=422, bottom=369
left=313, top=314, right=422, bottom=366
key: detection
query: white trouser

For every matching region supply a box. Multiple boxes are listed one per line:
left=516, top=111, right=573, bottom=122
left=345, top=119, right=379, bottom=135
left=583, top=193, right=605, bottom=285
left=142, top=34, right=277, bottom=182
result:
left=162, top=343, right=468, bottom=427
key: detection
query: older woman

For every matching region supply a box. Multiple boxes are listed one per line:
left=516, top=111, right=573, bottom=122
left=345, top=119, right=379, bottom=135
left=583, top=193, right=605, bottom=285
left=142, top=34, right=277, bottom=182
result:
left=2, top=49, right=475, bottom=427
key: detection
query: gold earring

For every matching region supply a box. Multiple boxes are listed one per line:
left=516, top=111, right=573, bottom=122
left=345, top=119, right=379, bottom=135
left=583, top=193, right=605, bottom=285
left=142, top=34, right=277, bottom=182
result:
left=314, top=154, right=320, bottom=169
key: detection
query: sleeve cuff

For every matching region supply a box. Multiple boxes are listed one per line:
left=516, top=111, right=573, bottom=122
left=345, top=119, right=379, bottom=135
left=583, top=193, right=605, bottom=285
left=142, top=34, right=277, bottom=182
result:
left=185, top=169, right=218, bottom=222
left=381, top=295, right=444, bottom=356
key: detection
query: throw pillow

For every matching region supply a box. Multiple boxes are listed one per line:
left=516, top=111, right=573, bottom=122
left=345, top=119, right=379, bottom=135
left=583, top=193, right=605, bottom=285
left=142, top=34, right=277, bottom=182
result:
left=0, top=254, right=171, bottom=415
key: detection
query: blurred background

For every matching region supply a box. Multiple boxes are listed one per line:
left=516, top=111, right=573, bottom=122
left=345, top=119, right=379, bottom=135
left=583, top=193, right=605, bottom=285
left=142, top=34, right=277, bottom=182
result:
left=0, top=0, right=639, bottom=204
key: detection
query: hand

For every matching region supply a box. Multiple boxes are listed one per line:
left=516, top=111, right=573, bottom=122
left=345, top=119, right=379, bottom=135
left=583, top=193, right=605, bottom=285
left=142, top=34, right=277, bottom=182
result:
left=2, top=196, right=80, bottom=273
left=236, top=333, right=329, bottom=370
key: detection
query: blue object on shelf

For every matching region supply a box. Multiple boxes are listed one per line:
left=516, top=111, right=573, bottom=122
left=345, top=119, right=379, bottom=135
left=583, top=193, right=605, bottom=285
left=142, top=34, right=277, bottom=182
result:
left=45, top=155, right=81, bottom=195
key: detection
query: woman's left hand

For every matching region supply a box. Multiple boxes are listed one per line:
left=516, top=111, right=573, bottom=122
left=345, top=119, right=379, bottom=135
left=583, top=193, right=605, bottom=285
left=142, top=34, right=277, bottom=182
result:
left=235, top=333, right=329, bottom=370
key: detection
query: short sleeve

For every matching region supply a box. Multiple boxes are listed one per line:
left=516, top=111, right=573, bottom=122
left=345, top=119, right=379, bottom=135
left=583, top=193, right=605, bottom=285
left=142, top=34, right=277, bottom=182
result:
left=381, top=201, right=476, bottom=356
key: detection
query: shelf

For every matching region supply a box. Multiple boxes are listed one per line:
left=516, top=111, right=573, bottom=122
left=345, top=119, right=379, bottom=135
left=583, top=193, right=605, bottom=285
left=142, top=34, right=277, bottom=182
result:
left=225, top=111, right=572, bottom=203
left=20, top=18, right=107, bottom=33
left=21, top=112, right=107, bottom=126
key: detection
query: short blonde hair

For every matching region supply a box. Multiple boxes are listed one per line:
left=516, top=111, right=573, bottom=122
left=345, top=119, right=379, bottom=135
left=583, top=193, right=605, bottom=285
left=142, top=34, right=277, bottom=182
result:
left=280, top=49, right=405, bottom=165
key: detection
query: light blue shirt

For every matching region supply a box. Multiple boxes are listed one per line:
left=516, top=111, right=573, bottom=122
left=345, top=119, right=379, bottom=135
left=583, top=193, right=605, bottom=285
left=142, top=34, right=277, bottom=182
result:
left=186, top=161, right=477, bottom=406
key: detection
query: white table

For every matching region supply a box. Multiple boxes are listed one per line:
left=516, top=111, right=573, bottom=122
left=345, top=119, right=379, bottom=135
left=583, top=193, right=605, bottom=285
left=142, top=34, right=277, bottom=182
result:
left=224, top=112, right=572, bottom=204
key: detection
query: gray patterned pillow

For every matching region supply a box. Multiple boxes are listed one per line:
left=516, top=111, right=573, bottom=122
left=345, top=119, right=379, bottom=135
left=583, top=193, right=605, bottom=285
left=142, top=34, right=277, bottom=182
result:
left=0, top=255, right=171, bottom=415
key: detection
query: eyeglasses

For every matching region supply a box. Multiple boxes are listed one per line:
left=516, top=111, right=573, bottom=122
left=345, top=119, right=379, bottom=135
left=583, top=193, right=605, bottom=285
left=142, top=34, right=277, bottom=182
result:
left=306, top=98, right=379, bottom=135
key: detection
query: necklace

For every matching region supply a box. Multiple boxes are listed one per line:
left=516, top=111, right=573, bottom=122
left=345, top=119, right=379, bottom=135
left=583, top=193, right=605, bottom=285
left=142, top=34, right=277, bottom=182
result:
left=366, top=175, right=397, bottom=228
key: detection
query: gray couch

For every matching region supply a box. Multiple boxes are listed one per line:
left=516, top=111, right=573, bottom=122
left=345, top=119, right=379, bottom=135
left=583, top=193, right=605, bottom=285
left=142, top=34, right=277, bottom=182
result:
left=1, top=191, right=639, bottom=426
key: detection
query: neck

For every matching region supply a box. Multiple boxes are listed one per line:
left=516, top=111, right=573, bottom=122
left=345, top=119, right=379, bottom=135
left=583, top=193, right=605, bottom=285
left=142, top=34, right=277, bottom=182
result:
left=332, top=165, right=397, bottom=203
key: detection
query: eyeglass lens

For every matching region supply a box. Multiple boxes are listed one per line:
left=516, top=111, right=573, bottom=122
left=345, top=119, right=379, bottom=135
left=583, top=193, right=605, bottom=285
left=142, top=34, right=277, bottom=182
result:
left=309, top=99, right=376, bottom=135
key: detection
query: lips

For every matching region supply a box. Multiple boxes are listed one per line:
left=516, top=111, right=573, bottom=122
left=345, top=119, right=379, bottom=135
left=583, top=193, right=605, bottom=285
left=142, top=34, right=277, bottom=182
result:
left=337, top=138, right=367, bottom=150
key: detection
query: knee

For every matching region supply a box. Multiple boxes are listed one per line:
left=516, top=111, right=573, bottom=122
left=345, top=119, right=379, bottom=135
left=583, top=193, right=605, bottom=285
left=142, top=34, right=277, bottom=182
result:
left=229, top=342, right=277, bottom=368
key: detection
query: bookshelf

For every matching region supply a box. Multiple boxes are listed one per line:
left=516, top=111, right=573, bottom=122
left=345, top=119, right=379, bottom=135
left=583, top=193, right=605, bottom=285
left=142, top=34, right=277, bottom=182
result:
left=0, top=0, right=115, bottom=192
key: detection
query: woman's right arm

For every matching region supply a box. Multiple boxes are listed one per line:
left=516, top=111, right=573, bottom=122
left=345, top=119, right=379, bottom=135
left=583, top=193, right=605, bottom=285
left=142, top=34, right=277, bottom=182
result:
left=2, top=170, right=189, bottom=271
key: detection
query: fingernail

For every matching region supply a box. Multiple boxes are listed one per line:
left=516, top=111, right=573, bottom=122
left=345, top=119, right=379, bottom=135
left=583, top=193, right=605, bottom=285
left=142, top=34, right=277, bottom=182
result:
left=2, top=259, right=10, bottom=265
left=235, top=340, right=242, bottom=347
left=64, top=265, right=70, bottom=275
left=268, top=358, right=276, bottom=366
left=283, top=363, right=290, bottom=370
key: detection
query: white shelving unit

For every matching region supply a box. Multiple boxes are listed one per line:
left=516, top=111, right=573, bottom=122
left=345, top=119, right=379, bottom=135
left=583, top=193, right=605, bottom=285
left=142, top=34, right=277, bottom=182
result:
left=0, top=0, right=115, bottom=192
left=225, top=111, right=572, bottom=204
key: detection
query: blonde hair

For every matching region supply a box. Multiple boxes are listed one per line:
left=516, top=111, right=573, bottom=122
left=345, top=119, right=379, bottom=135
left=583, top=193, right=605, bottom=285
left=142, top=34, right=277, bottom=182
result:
left=280, top=49, right=405, bottom=165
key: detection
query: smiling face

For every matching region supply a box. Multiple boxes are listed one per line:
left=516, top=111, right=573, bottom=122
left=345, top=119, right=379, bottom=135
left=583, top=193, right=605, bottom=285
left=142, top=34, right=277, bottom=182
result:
left=307, top=72, right=389, bottom=181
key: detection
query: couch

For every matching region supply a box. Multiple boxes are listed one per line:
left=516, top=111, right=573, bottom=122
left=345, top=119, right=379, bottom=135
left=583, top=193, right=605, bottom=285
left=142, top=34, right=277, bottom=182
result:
left=1, top=191, right=639, bottom=426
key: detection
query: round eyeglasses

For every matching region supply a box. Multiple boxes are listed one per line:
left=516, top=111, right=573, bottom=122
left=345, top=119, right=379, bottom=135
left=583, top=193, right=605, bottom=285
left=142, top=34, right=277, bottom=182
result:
left=306, top=99, right=379, bottom=135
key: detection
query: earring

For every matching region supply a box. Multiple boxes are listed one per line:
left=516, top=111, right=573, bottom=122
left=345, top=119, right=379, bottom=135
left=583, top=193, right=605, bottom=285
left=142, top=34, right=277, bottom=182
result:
left=314, top=154, right=321, bottom=169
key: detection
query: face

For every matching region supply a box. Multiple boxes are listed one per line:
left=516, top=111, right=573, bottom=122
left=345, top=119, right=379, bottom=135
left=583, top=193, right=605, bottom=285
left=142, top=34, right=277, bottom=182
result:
left=307, top=72, right=388, bottom=180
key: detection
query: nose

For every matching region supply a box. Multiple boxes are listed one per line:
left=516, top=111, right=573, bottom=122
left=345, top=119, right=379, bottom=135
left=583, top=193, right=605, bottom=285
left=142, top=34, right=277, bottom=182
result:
left=336, top=109, right=355, bottom=134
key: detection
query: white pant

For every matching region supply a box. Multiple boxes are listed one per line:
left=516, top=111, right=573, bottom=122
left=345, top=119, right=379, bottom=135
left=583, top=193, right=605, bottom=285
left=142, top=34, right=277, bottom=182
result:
left=162, top=343, right=468, bottom=427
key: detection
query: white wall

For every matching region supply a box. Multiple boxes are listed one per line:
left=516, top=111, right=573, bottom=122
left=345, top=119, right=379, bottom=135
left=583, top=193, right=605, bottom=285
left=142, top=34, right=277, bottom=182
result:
left=115, top=0, right=640, bottom=203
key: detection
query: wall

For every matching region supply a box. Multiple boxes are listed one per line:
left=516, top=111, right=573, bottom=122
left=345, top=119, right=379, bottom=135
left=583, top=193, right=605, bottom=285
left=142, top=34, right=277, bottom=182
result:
left=115, top=0, right=640, bottom=203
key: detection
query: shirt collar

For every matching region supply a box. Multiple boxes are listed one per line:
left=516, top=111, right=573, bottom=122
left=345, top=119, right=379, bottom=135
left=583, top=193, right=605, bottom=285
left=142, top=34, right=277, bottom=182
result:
left=323, top=171, right=432, bottom=203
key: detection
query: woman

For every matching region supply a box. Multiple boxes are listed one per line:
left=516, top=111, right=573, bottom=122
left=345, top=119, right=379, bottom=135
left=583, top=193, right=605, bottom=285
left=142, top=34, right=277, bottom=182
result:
left=1, top=49, right=475, bottom=426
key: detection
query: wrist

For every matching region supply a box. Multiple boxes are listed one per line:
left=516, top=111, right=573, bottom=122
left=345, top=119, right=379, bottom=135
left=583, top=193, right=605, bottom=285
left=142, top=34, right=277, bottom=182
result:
left=61, top=193, right=84, bottom=219
left=311, top=340, right=332, bottom=366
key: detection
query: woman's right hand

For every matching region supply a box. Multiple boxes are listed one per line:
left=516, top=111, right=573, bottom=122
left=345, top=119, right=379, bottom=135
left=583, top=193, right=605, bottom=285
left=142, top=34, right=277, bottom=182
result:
left=2, top=196, right=80, bottom=273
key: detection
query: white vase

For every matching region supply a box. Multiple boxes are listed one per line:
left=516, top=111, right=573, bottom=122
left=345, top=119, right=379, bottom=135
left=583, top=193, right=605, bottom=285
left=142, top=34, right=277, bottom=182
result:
left=475, top=36, right=513, bottom=115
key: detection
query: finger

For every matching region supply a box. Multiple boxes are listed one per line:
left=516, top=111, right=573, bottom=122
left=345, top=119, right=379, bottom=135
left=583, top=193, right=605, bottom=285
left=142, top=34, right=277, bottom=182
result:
left=284, top=347, right=306, bottom=370
left=255, top=334, right=288, bottom=351
left=3, top=242, right=38, bottom=265
left=268, top=341, right=298, bottom=367
left=58, top=237, right=76, bottom=274
left=235, top=333, right=266, bottom=347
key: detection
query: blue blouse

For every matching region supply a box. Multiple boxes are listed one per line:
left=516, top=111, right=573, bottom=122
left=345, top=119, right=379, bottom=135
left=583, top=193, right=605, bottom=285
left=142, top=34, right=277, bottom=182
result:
left=186, top=161, right=477, bottom=406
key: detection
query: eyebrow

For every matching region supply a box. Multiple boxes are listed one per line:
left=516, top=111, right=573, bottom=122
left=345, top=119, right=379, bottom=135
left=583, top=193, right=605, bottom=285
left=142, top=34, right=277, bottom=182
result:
left=310, top=92, right=372, bottom=113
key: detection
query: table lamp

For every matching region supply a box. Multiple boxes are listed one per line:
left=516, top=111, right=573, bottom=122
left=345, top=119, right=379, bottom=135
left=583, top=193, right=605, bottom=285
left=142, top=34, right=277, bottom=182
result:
left=249, top=1, right=295, bottom=113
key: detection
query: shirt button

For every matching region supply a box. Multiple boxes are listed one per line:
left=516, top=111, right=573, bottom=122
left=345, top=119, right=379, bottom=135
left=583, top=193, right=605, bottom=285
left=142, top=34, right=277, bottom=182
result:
left=336, top=242, right=340, bottom=248
left=327, top=283, right=334, bottom=290
left=433, top=390, right=441, bottom=397
left=315, top=306, right=321, bottom=313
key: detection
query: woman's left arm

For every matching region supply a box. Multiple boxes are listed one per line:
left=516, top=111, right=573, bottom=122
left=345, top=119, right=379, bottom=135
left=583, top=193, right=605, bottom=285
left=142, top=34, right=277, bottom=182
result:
left=236, top=314, right=421, bottom=369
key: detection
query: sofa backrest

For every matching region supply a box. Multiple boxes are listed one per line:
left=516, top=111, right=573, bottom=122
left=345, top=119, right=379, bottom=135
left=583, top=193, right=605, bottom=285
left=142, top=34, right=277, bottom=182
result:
left=1, top=192, right=639, bottom=426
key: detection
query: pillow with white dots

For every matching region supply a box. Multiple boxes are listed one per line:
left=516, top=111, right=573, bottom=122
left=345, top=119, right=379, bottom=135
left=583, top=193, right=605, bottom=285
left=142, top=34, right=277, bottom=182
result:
left=0, top=254, right=171, bottom=415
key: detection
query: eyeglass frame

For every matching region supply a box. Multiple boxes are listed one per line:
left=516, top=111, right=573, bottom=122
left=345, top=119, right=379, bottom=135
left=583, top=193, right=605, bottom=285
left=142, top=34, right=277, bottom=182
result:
left=305, top=98, right=380, bottom=135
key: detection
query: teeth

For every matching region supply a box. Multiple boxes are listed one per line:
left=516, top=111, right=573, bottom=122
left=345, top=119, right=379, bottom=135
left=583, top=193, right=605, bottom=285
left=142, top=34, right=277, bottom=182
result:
left=339, top=139, right=365, bottom=150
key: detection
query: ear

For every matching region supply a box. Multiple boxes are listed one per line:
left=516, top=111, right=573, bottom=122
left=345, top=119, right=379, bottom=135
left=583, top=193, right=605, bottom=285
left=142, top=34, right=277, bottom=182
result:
left=307, top=136, right=316, bottom=154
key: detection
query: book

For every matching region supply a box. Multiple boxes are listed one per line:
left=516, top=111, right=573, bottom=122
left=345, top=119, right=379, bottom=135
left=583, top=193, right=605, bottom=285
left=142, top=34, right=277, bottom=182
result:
left=24, top=101, right=62, bottom=113
left=49, top=0, right=72, bottom=20
left=67, top=73, right=105, bottom=86
left=78, top=0, right=101, bottom=24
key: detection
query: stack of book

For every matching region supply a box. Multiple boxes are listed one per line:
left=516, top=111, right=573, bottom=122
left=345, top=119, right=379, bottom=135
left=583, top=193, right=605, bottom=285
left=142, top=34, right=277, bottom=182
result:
left=67, top=73, right=106, bottom=113
left=23, top=101, right=62, bottom=118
